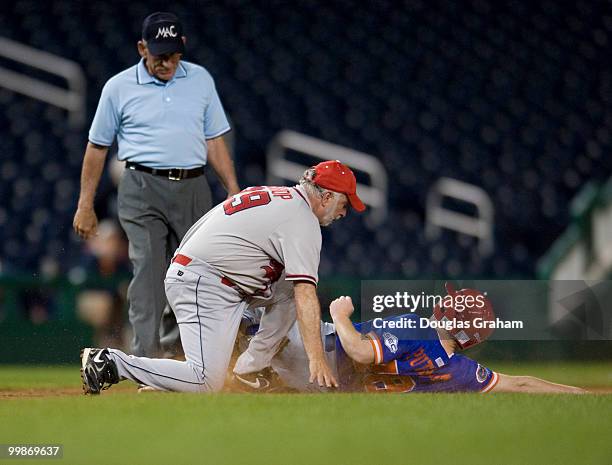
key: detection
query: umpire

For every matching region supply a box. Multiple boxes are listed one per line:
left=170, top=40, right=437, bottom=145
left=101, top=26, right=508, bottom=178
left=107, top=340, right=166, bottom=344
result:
left=73, top=12, right=240, bottom=357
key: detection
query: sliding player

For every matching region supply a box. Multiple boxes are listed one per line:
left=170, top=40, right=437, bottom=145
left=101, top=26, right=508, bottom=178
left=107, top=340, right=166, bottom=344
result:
left=234, top=284, right=585, bottom=394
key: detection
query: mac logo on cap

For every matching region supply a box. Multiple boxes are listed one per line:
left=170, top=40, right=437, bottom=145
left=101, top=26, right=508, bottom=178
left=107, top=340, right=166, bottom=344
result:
left=156, top=25, right=177, bottom=38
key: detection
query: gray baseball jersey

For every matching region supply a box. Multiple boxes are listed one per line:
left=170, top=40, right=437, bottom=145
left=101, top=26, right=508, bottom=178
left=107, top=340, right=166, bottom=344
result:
left=104, top=185, right=323, bottom=392
left=178, top=185, right=322, bottom=297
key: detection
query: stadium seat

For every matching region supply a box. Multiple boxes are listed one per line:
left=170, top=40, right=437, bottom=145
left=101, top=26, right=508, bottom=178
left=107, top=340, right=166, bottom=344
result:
left=1, top=1, right=611, bottom=276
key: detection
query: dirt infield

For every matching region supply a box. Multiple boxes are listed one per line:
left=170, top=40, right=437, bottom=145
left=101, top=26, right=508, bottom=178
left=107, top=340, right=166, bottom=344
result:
left=0, top=384, right=137, bottom=398
left=0, top=387, right=84, bottom=398
left=2, top=385, right=612, bottom=398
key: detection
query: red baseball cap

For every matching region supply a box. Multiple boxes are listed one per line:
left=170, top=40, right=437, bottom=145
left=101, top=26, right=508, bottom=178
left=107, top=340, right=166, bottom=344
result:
left=311, top=160, right=366, bottom=212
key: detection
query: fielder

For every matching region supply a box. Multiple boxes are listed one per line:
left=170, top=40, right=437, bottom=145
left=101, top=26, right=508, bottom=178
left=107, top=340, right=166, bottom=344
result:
left=239, top=285, right=585, bottom=394
left=80, top=160, right=365, bottom=394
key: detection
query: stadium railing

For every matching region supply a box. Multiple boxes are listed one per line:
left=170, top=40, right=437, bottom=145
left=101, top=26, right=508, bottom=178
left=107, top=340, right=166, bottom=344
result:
left=266, top=130, right=388, bottom=227
left=0, top=37, right=86, bottom=127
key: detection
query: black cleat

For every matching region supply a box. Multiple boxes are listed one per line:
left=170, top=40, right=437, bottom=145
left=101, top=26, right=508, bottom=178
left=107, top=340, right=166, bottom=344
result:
left=80, top=348, right=119, bottom=395
left=232, top=367, right=290, bottom=393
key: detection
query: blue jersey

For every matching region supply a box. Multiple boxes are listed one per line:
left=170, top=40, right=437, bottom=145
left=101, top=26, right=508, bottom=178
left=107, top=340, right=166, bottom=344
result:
left=336, top=314, right=498, bottom=393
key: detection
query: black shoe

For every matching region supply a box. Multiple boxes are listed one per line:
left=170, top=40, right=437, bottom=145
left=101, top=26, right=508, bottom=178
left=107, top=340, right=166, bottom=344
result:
left=232, top=367, right=286, bottom=393
left=80, top=348, right=119, bottom=395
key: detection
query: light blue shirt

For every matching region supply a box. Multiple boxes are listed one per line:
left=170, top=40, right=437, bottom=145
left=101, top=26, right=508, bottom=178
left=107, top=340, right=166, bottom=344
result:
left=89, top=59, right=230, bottom=169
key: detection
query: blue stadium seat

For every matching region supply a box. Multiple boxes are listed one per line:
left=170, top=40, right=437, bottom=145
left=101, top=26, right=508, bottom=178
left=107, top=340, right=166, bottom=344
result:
left=1, top=1, right=612, bottom=275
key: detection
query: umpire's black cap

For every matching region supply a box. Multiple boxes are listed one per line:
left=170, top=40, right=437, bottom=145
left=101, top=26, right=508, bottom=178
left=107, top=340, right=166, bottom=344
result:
left=142, top=12, right=185, bottom=55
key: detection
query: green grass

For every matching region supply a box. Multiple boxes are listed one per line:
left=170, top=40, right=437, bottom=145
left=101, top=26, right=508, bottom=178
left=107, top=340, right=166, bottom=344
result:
left=0, top=366, right=88, bottom=390
left=0, top=363, right=611, bottom=465
left=483, top=361, right=612, bottom=387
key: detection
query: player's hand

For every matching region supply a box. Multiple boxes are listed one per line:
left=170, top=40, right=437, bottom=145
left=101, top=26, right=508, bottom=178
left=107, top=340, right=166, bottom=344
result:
left=73, top=207, right=98, bottom=239
left=308, top=357, right=338, bottom=388
left=329, top=296, right=354, bottom=321
left=225, top=186, right=241, bottom=200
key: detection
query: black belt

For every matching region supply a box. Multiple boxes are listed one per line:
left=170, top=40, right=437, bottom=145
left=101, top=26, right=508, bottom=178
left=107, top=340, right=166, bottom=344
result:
left=125, top=161, right=204, bottom=180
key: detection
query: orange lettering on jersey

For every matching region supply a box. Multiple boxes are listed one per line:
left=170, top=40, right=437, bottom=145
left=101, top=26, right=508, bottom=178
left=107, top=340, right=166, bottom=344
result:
left=407, top=347, right=437, bottom=377
left=409, top=347, right=429, bottom=367
left=371, top=360, right=399, bottom=375
left=428, top=374, right=451, bottom=382
left=362, top=373, right=416, bottom=393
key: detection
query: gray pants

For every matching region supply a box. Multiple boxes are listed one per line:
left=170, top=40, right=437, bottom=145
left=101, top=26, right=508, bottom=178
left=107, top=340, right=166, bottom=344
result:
left=109, top=258, right=246, bottom=392
left=272, top=321, right=337, bottom=392
left=235, top=308, right=337, bottom=392
left=108, top=257, right=299, bottom=392
left=117, top=168, right=211, bottom=357
left=233, top=281, right=297, bottom=376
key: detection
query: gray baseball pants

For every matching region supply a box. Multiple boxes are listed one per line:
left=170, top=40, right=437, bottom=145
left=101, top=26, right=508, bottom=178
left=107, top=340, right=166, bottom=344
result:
left=235, top=308, right=337, bottom=392
left=109, top=254, right=302, bottom=392
left=108, top=256, right=297, bottom=392
left=233, top=281, right=297, bottom=376
left=117, top=168, right=212, bottom=357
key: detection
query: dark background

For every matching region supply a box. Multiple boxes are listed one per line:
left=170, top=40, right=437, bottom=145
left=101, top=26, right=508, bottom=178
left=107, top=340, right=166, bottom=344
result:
left=1, top=0, right=611, bottom=278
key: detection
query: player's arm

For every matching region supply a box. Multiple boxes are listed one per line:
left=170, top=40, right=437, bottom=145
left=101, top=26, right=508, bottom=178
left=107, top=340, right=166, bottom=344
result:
left=73, top=142, right=109, bottom=239
left=492, top=373, right=586, bottom=394
left=206, top=136, right=240, bottom=198
left=294, top=282, right=339, bottom=388
left=329, top=296, right=375, bottom=365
